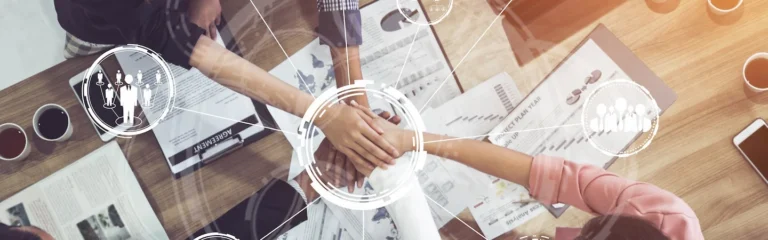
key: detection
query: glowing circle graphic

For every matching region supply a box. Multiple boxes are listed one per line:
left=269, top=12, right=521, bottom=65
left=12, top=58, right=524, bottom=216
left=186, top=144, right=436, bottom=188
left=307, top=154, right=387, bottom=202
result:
left=193, top=233, right=239, bottom=240
left=581, top=79, right=660, bottom=157
left=396, top=0, right=453, bottom=26
left=82, top=45, right=176, bottom=137
left=298, top=80, right=427, bottom=210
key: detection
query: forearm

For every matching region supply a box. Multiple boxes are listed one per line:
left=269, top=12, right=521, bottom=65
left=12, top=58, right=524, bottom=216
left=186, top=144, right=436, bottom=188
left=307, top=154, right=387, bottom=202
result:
left=422, top=133, right=534, bottom=188
left=331, top=46, right=368, bottom=106
left=189, top=36, right=313, bottom=117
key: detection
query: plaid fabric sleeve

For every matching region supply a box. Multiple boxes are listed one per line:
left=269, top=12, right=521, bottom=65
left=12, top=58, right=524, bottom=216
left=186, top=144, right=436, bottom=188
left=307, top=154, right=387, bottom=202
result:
left=316, top=0, right=362, bottom=47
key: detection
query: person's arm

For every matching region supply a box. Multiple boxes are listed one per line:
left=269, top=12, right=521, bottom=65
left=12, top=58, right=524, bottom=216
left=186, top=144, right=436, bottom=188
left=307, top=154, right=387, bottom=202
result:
left=189, top=36, right=399, bottom=169
left=317, top=0, right=373, bottom=189
left=386, top=126, right=703, bottom=239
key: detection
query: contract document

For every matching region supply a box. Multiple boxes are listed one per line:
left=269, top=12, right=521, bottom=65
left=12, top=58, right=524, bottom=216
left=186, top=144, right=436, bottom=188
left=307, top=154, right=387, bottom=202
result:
left=267, top=0, right=462, bottom=149
left=474, top=25, right=677, bottom=239
left=115, top=34, right=271, bottom=178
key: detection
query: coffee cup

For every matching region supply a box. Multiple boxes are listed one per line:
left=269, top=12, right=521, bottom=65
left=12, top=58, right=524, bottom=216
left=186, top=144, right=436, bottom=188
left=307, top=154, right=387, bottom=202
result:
left=743, top=52, right=768, bottom=92
left=0, top=123, right=31, bottom=161
left=33, top=104, right=73, bottom=142
left=708, top=0, right=743, bottom=15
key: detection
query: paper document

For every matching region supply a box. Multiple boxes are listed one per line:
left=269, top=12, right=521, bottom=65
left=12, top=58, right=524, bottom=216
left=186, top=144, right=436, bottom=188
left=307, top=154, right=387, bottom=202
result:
left=277, top=201, right=353, bottom=240
left=472, top=39, right=641, bottom=239
left=324, top=182, right=402, bottom=240
left=0, top=142, right=168, bottom=240
left=115, top=34, right=267, bottom=176
left=312, top=73, right=524, bottom=239
left=267, top=0, right=461, bottom=149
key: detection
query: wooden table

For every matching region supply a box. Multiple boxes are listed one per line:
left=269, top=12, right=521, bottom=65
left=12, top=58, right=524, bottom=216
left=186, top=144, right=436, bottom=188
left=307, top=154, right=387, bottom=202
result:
left=2, top=0, right=767, bottom=239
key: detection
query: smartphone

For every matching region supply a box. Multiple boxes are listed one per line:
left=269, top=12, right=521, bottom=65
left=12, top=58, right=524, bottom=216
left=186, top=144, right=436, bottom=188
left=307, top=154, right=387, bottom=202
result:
left=69, top=66, right=128, bottom=142
left=733, top=118, right=768, bottom=185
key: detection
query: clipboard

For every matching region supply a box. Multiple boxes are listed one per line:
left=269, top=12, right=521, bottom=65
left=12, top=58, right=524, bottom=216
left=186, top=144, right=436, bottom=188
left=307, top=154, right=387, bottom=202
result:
left=167, top=19, right=278, bottom=179
left=530, top=24, right=677, bottom=217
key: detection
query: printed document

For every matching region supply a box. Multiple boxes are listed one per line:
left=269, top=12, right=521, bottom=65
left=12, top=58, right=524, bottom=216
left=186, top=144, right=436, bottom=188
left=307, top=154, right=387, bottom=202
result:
left=115, top=34, right=266, bottom=175
left=267, top=0, right=462, bottom=149
left=474, top=39, right=640, bottom=239
left=277, top=201, right=353, bottom=240
left=0, top=142, right=168, bottom=240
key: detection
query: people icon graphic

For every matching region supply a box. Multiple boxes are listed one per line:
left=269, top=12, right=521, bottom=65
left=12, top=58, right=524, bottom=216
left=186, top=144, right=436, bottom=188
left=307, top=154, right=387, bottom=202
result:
left=589, top=98, right=652, bottom=133
left=105, top=83, right=115, bottom=107
left=142, top=84, right=152, bottom=107
left=120, top=75, right=139, bottom=125
left=155, top=70, right=162, bottom=84
left=137, top=70, right=143, bottom=84
left=116, top=70, right=123, bottom=85
left=97, top=70, right=104, bottom=85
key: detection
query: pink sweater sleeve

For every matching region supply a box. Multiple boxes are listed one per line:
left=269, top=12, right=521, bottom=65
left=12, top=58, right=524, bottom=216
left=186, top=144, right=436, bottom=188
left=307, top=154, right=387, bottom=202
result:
left=528, top=155, right=704, bottom=240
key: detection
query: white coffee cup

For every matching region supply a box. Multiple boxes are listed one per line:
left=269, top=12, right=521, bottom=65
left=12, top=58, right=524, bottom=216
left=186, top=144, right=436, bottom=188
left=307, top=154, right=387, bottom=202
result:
left=708, top=0, right=743, bottom=15
left=743, top=52, right=768, bottom=92
left=0, top=123, right=31, bottom=161
left=33, top=104, right=73, bottom=142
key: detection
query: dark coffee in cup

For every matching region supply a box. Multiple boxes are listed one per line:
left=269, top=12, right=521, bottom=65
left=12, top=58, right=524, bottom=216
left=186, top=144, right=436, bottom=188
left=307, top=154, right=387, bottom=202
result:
left=0, top=123, right=29, bottom=161
left=745, top=58, right=768, bottom=89
left=38, top=108, right=69, bottom=139
left=34, top=104, right=73, bottom=142
left=0, top=128, right=26, bottom=159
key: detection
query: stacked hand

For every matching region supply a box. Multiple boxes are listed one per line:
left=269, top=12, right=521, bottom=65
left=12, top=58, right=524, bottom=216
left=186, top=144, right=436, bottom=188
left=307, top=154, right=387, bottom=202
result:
left=314, top=101, right=401, bottom=173
left=309, top=101, right=416, bottom=193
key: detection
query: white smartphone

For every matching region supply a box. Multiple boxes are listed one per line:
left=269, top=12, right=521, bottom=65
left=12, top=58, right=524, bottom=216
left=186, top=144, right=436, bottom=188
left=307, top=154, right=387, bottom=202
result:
left=69, top=66, right=128, bottom=142
left=733, top=118, right=768, bottom=185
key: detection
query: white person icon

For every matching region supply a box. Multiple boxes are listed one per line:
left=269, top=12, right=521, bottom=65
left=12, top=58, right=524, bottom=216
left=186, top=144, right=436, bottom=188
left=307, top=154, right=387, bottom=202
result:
left=590, top=98, right=652, bottom=133
left=120, top=75, right=139, bottom=125
left=105, top=83, right=115, bottom=107
left=137, top=70, right=143, bottom=84
left=116, top=70, right=123, bottom=85
left=143, top=84, right=152, bottom=107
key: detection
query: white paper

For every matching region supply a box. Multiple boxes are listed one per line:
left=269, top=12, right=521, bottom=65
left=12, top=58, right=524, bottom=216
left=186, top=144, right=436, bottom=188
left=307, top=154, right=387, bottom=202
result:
left=324, top=182, right=402, bottom=240
left=473, top=39, right=640, bottom=239
left=266, top=0, right=461, bottom=150
left=115, top=33, right=266, bottom=174
left=1, top=0, right=66, bottom=90
left=418, top=72, right=526, bottom=228
left=0, top=142, right=168, bottom=240
left=277, top=200, right=353, bottom=240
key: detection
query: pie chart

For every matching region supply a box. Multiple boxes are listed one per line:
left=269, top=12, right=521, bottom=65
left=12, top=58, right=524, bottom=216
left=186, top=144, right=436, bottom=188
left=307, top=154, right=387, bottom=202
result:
left=381, top=8, right=419, bottom=32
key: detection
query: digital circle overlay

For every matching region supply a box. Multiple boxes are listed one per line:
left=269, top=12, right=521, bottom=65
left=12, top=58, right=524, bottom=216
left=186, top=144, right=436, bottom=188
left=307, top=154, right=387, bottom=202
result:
left=580, top=79, right=660, bottom=157
left=396, top=0, right=453, bottom=26
left=193, top=232, right=239, bottom=240
left=298, top=80, right=428, bottom=211
left=83, top=44, right=176, bottom=137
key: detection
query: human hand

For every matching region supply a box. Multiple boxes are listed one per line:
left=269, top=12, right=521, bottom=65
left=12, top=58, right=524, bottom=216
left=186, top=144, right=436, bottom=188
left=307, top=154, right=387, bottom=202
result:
left=318, top=109, right=403, bottom=193
left=350, top=101, right=415, bottom=155
left=315, top=101, right=399, bottom=172
left=188, top=0, right=222, bottom=39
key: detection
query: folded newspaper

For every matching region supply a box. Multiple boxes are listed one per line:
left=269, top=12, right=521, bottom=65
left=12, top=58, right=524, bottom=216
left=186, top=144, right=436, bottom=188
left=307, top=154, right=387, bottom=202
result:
left=0, top=142, right=168, bottom=240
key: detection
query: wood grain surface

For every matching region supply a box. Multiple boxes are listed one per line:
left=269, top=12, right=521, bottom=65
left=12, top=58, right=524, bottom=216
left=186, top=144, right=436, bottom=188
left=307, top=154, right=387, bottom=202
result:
left=2, top=0, right=767, bottom=239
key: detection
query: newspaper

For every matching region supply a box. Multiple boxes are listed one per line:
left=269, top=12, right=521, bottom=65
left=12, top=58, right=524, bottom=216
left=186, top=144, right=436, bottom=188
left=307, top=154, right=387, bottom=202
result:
left=474, top=39, right=639, bottom=239
left=266, top=0, right=461, bottom=150
left=0, top=142, right=168, bottom=240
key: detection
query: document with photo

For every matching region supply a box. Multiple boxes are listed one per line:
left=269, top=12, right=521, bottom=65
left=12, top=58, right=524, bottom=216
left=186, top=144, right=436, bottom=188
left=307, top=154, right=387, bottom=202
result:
left=0, top=142, right=168, bottom=240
